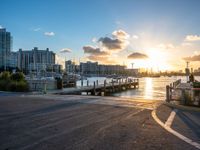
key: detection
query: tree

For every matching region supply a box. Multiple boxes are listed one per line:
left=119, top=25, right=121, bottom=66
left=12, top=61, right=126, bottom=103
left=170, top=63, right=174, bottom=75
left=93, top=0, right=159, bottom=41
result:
left=10, top=72, right=25, bottom=81
left=0, top=71, right=10, bottom=80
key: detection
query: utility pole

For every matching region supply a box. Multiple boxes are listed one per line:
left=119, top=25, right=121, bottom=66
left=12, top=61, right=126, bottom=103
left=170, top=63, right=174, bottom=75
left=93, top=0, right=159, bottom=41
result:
left=185, top=61, right=190, bottom=82
left=131, top=63, right=134, bottom=69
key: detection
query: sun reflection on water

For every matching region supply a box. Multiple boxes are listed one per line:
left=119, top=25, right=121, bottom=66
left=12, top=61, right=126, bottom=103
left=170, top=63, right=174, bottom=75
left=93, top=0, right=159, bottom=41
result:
left=144, top=78, right=153, bottom=99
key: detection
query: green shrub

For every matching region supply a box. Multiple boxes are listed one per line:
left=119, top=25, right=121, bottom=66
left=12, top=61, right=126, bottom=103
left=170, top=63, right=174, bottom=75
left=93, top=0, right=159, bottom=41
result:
left=15, top=81, right=29, bottom=92
left=0, top=80, right=9, bottom=91
left=0, top=71, right=10, bottom=80
left=0, top=71, right=29, bottom=92
left=7, top=81, right=17, bottom=91
left=193, top=82, right=200, bottom=88
left=10, top=72, right=25, bottom=81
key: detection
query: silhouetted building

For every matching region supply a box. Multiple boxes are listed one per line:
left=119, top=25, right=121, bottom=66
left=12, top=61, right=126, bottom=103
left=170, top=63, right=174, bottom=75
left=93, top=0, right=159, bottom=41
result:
left=98, top=65, right=126, bottom=75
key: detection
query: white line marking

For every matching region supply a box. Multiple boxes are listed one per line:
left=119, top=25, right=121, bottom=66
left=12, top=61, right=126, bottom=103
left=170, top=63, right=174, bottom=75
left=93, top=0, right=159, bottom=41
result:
left=152, top=110, right=200, bottom=149
left=165, top=109, right=177, bottom=127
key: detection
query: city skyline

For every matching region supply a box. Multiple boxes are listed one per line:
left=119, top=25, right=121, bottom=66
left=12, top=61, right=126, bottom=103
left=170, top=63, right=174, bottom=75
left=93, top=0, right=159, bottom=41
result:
left=1, top=0, right=200, bottom=71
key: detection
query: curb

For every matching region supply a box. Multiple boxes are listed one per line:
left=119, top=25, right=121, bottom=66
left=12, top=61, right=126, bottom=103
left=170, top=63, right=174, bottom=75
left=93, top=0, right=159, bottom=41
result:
left=164, top=102, right=200, bottom=112
left=152, top=109, right=200, bottom=149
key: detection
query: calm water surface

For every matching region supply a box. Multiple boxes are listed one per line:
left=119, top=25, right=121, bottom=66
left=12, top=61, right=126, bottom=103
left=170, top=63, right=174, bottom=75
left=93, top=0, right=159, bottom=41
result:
left=77, top=76, right=200, bottom=100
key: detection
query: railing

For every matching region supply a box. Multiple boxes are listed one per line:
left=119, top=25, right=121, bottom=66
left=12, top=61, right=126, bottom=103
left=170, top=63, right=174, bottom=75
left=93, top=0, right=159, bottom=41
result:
left=78, top=78, right=139, bottom=88
left=166, top=79, right=200, bottom=106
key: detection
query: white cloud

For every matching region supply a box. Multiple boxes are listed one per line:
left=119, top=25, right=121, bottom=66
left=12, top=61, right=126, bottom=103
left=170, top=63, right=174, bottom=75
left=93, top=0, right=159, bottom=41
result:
left=44, top=32, right=55, bottom=36
left=60, top=48, right=72, bottom=53
left=185, top=35, right=200, bottom=41
left=98, top=29, right=130, bottom=52
left=194, top=51, right=200, bottom=55
left=92, top=37, right=97, bottom=43
left=0, top=25, right=4, bottom=29
left=33, top=28, right=41, bottom=31
left=132, top=35, right=139, bottom=39
left=157, top=43, right=174, bottom=49
left=112, top=29, right=130, bottom=40
left=55, top=54, right=65, bottom=67
left=181, top=42, right=192, bottom=46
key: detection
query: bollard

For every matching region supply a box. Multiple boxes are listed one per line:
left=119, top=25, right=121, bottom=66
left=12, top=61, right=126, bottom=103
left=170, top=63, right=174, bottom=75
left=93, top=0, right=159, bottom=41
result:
left=43, top=80, right=47, bottom=94
left=104, top=80, right=106, bottom=96
left=166, top=85, right=170, bottom=102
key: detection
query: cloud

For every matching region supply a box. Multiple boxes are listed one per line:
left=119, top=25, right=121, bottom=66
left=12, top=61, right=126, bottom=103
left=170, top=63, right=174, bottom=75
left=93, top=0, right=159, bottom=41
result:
left=92, top=37, right=97, bottom=43
left=60, top=48, right=72, bottom=53
left=185, top=35, right=200, bottom=41
left=181, top=42, right=192, bottom=46
left=128, top=52, right=148, bottom=59
left=87, top=55, right=116, bottom=64
left=55, top=54, right=65, bottom=67
left=157, top=43, right=174, bottom=49
left=44, top=32, right=55, bottom=36
left=0, top=25, right=3, bottom=29
left=83, top=45, right=108, bottom=56
left=83, top=45, right=112, bottom=64
left=183, top=54, right=200, bottom=61
left=33, top=28, right=41, bottom=31
left=132, top=35, right=139, bottom=39
left=99, top=37, right=124, bottom=50
left=98, top=29, right=130, bottom=51
left=112, top=29, right=130, bottom=40
left=83, top=29, right=130, bottom=64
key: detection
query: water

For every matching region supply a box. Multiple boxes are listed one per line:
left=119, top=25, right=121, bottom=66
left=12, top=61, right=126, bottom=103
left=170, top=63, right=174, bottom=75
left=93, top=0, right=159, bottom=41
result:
left=77, top=76, right=200, bottom=101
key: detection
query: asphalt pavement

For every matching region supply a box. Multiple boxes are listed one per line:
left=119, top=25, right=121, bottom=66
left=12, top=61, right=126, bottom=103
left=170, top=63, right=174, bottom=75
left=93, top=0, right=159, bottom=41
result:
left=0, top=94, right=199, bottom=150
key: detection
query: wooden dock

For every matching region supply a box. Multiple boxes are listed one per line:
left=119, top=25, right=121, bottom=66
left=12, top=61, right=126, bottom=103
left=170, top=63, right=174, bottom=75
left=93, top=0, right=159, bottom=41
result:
left=55, top=78, right=139, bottom=96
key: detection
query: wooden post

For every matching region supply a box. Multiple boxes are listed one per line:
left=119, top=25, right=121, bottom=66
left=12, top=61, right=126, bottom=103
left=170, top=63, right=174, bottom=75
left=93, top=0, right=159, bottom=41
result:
left=166, top=85, right=170, bottom=102
left=104, top=80, right=106, bottom=96
left=87, top=80, right=89, bottom=86
left=119, top=78, right=122, bottom=91
left=112, top=79, right=114, bottom=92
left=170, top=83, right=172, bottom=88
left=93, top=81, right=96, bottom=95
left=81, top=79, right=83, bottom=87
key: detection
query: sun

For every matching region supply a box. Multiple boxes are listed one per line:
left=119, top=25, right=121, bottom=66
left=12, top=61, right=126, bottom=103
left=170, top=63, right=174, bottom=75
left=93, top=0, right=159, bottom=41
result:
left=128, top=49, right=171, bottom=72
left=146, top=49, right=170, bottom=71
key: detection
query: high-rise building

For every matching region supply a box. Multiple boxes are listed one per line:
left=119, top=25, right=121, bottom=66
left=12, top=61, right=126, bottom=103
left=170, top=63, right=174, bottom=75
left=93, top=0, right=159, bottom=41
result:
left=18, top=47, right=55, bottom=74
left=9, top=52, right=18, bottom=69
left=65, top=60, right=75, bottom=74
left=80, top=61, right=98, bottom=75
left=0, top=28, right=12, bottom=70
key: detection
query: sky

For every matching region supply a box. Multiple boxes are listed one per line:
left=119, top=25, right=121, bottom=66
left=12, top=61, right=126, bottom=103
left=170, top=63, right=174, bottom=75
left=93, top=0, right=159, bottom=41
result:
left=1, top=0, right=200, bottom=71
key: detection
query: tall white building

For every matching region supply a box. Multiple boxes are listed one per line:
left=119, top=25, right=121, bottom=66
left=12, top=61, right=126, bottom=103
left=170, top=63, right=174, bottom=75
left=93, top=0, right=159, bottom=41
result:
left=18, top=47, right=55, bottom=74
